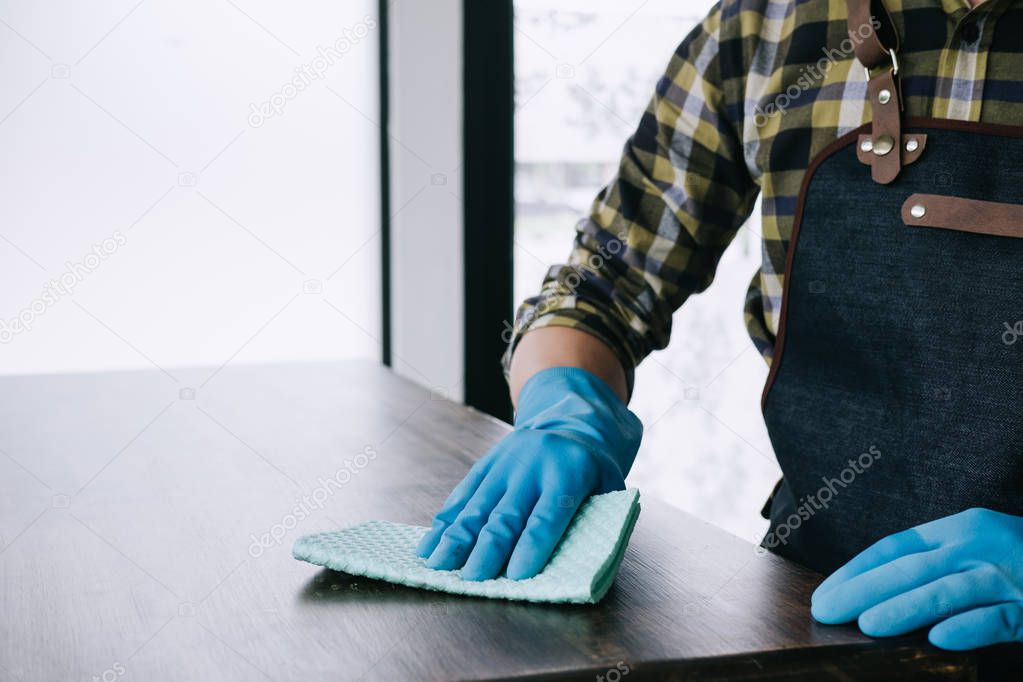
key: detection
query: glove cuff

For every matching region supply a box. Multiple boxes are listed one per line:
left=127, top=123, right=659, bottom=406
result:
left=515, top=366, right=643, bottom=475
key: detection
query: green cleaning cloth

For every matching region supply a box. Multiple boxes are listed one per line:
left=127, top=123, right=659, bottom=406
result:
left=292, top=488, right=640, bottom=604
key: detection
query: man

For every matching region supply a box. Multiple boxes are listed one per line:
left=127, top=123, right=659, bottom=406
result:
left=419, top=0, right=1023, bottom=651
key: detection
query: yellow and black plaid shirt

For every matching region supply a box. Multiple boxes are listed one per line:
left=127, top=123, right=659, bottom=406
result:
left=506, top=0, right=1022, bottom=381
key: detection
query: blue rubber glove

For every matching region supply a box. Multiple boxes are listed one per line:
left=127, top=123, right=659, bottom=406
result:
left=416, top=366, right=643, bottom=581
left=811, top=507, right=1023, bottom=650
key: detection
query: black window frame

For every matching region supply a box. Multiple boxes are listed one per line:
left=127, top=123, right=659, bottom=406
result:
left=462, top=0, right=515, bottom=422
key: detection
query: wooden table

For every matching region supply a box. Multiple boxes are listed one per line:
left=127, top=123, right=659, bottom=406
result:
left=0, top=361, right=1018, bottom=681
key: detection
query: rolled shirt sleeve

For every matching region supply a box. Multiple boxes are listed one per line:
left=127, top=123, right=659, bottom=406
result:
left=504, top=1, right=761, bottom=382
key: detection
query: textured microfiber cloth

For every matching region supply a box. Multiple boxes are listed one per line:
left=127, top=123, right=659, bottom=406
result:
left=292, top=489, right=640, bottom=604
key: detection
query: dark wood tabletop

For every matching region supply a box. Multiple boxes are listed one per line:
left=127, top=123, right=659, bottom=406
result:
left=0, top=361, right=1017, bottom=681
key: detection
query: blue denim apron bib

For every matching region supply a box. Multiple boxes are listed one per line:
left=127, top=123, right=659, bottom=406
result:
left=759, top=1, right=1023, bottom=574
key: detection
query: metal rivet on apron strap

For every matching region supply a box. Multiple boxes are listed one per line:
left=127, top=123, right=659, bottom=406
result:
left=878, top=89, right=892, bottom=105
left=905, top=138, right=919, bottom=153
left=872, top=135, right=895, bottom=156
left=860, top=138, right=874, bottom=153
left=910, top=203, right=926, bottom=219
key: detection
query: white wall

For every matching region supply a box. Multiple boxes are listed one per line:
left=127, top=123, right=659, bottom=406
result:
left=0, top=0, right=380, bottom=375
left=387, top=0, right=464, bottom=400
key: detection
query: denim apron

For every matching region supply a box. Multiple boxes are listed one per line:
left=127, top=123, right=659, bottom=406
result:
left=760, top=0, right=1023, bottom=574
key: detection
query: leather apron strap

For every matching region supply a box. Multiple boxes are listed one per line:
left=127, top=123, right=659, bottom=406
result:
left=848, top=0, right=904, bottom=184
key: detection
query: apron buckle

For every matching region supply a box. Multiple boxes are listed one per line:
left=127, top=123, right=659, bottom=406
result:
left=863, top=49, right=899, bottom=83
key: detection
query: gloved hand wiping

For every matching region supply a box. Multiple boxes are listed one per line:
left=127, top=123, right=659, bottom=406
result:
left=416, top=366, right=643, bottom=581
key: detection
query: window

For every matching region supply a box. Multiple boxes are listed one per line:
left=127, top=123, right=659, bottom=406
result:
left=514, top=0, right=779, bottom=541
left=0, top=1, right=381, bottom=374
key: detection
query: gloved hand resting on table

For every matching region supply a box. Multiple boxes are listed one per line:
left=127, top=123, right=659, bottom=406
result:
left=811, top=507, right=1023, bottom=650
left=416, top=366, right=643, bottom=581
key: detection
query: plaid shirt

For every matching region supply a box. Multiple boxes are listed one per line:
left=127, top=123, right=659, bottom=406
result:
left=506, top=0, right=1022, bottom=382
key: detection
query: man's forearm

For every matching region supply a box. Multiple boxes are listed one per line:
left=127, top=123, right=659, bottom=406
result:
left=508, top=327, right=628, bottom=408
